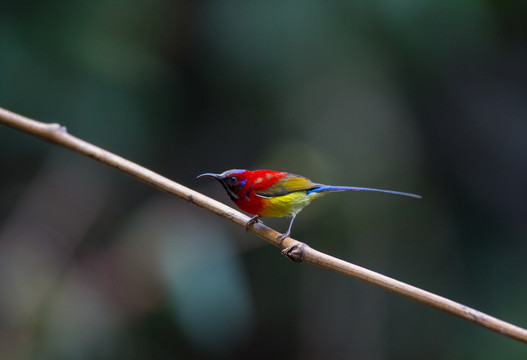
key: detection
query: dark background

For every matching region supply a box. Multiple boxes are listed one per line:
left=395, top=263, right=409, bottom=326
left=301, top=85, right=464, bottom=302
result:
left=1, top=1, right=526, bottom=359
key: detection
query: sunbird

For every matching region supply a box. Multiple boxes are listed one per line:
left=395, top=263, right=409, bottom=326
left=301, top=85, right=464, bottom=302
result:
left=198, top=169, right=421, bottom=243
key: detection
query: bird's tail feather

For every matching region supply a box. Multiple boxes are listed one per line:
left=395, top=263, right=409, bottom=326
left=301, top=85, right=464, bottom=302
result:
left=308, top=185, right=421, bottom=199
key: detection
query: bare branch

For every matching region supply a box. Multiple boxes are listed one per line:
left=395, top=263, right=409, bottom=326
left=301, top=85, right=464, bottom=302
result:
left=1, top=106, right=526, bottom=343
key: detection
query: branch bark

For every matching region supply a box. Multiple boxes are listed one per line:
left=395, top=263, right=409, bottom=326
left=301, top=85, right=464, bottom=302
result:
left=1, top=106, right=526, bottom=343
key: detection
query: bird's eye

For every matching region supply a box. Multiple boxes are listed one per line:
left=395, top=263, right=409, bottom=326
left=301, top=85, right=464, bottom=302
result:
left=229, top=176, right=237, bottom=183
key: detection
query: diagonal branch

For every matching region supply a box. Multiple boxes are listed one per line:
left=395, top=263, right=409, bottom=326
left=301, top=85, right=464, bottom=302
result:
left=1, top=106, right=526, bottom=343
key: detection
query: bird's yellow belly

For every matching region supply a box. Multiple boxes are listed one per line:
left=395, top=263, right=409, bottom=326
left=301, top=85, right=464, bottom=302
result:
left=258, top=191, right=324, bottom=218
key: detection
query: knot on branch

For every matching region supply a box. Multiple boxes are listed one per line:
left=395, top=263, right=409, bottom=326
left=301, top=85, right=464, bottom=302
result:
left=282, top=242, right=306, bottom=262
left=48, top=123, right=68, bottom=133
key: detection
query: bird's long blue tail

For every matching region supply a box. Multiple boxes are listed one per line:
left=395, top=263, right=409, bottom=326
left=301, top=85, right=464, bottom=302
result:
left=307, top=185, right=421, bottom=199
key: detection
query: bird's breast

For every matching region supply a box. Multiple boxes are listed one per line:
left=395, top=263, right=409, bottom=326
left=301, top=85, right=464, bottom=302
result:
left=235, top=190, right=313, bottom=218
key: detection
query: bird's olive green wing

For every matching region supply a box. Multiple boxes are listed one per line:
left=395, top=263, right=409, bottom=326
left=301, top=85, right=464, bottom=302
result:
left=255, top=174, right=319, bottom=198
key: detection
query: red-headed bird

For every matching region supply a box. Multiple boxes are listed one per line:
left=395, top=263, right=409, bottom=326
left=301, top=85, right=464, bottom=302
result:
left=198, top=169, right=420, bottom=243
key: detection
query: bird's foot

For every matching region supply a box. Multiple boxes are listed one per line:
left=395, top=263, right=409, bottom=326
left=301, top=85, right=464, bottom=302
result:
left=244, top=216, right=261, bottom=231
left=281, top=243, right=305, bottom=262
left=277, top=231, right=290, bottom=245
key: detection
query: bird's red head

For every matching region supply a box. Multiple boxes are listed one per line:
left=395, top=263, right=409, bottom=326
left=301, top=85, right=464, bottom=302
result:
left=197, top=169, right=250, bottom=201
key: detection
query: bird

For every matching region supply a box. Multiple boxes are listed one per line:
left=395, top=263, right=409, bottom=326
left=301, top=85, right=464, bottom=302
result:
left=198, top=169, right=421, bottom=243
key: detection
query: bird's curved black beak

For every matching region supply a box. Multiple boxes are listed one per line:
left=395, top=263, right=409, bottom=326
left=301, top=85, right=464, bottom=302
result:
left=197, top=173, right=221, bottom=179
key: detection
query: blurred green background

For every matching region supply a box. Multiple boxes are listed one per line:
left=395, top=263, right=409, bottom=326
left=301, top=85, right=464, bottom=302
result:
left=1, top=0, right=526, bottom=359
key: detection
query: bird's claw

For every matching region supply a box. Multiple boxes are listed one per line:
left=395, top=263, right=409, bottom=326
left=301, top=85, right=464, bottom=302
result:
left=244, top=216, right=261, bottom=231
left=277, top=232, right=290, bottom=245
